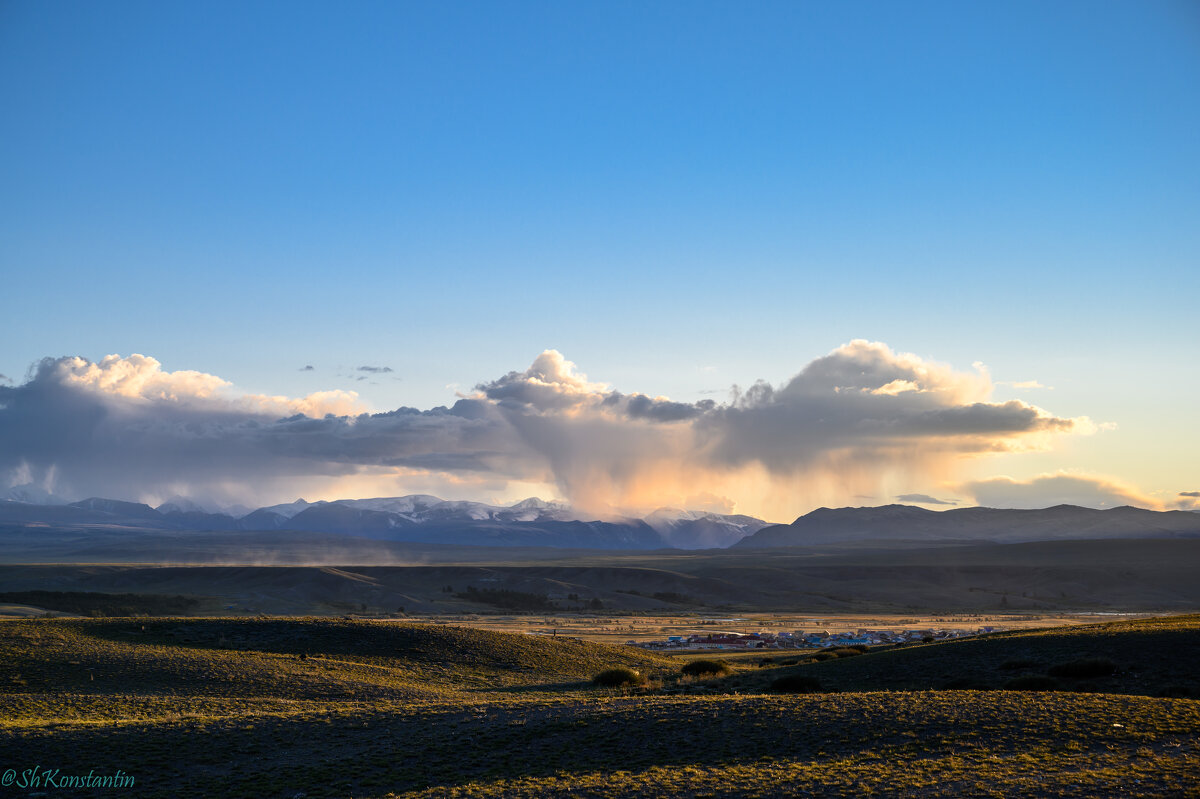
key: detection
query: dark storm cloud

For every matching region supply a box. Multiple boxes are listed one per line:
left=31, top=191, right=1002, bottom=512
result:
left=0, top=342, right=1088, bottom=509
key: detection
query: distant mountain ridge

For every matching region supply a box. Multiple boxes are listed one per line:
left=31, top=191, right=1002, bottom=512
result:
left=0, top=493, right=771, bottom=550
left=6, top=493, right=1197, bottom=551
left=734, top=503, right=1200, bottom=548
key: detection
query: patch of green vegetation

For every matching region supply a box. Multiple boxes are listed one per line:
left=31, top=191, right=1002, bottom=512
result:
left=455, top=587, right=558, bottom=611
left=0, top=590, right=200, bottom=616
left=591, top=668, right=645, bottom=688
left=679, top=659, right=731, bottom=677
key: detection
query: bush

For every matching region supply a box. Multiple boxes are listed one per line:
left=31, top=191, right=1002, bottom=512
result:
left=680, top=659, right=732, bottom=677
left=1047, top=658, right=1117, bottom=679
left=1004, top=675, right=1059, bottom=691
left=455, top=587, right=556, bottom=611
left=592, top=667, right=645, bottom=687
left=811, top=651, right=837, bottom=662
left=999, top=658, right=1038, bottom=671
left=829, top=647, right=865, bottom=659
left=771, top=674, right=822, bottom=693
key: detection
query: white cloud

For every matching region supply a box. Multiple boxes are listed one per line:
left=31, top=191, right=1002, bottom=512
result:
left=0, top=343, right=1094, bottom=517
left=961, top=472, right=1160, bottom=510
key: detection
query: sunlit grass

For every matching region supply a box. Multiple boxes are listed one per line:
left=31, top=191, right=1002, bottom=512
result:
left=1, top=615, right=1197, bottom=797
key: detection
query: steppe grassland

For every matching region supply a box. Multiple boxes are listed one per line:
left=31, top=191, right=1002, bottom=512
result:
left=0, top=616, right=1197, bottom=798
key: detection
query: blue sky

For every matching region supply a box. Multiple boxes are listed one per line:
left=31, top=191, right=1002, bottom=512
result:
left=1, top=2, right=1198, bottom=516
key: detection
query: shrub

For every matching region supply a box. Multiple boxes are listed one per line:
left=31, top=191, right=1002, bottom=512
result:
left=680, top=659, right=732, bottom=677
left=1003, top=675, right=1059, bottom=691
left=811, top=652, right=837, bottom=662
left=999, top=658, right=1038, bottom=671
left=592, top=667, right=645, bottom=687
left=829, top=647, right=865, bottom=659
left=1047, top=658, right=1117, bottom=679
left=455, top=587, right=556, bottom=611
left=771, top=674, right=822, bottom=693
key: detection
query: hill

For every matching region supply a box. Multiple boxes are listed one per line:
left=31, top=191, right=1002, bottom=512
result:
left=1, top=615, right=1197, bottom=797
left=698, top=613, right=1200, bottom=698
left=736, top=503, right=1200, bottom=547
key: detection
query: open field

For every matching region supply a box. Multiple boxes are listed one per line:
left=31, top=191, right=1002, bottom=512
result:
left=3, top=536, right=1200, bottom=617
left=404, top=611, right=1155, bottom=646
left=1, top=614, right=1198, bottom=797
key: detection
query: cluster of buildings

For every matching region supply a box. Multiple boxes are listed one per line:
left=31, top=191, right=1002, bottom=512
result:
left=629, top=626, right=1002, bottom=651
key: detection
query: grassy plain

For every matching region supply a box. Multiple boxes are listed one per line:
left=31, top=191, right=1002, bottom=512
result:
left=3, top=536, right=1199, bottom=616
left=413, top=610, right=1147, bottom=646
left=1, top=615, right=1198, bottom=797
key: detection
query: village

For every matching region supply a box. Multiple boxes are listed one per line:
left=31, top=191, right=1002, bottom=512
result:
left=628, top=625, right=1003, bottom=651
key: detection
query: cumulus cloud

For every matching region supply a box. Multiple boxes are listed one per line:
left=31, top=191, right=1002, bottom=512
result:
left=1180, top=491, right=1200, bottom=498
left=0, top=342, right=1094, bottom=517
left=961, top=473, right=1159, bottom=510
left=896, top=493, right=958, bottom=506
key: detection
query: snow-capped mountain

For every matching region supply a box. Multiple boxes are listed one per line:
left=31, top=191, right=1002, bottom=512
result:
left=2, top=483, right=66, bottom=505
left=644, top=507, right=773, bottom=548
left=155, top=497, right=213, bottom=515
left=0, top=492, right=772, bottom=550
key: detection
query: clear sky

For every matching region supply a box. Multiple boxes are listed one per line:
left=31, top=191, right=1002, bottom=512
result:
left=1, top=1, right=1198, bottom=519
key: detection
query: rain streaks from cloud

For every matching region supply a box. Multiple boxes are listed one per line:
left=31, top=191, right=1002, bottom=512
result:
left=0, top=341, right=1095, bottom=518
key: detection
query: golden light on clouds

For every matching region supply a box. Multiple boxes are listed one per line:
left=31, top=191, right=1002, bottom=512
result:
left=1, top=342, right=1111, bottom=519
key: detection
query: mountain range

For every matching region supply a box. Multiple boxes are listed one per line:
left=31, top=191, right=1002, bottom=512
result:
left=0, top=490, right=769, bottom=550
left=734, top=503, right=1200, bottom=548
left=3, top=487, right=1199, bottom=552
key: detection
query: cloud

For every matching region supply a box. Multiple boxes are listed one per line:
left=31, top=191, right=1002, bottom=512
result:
left=300, top=365, right=314, bottom=371
left=1176, top=491, right=1200, bottom=511
left=999, top=380, right=1049, bottom=390
left=358, top=366, right=394, bottom=374
left=0, top=374, right=10, bottom=384
left=0, top=342, right=1094, bottom=517
left=896, top=493, right=958, bottom=506
left=961, top=473, right=1159, bottom=510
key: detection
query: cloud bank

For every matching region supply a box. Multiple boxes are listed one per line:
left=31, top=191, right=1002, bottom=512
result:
left=0, top=342, right=1093, bottom=517
left=960, top=473, right=1159, bottom=510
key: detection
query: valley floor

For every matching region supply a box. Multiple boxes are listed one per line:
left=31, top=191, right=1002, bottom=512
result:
left=2, top=616, right=1198, bottom=798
